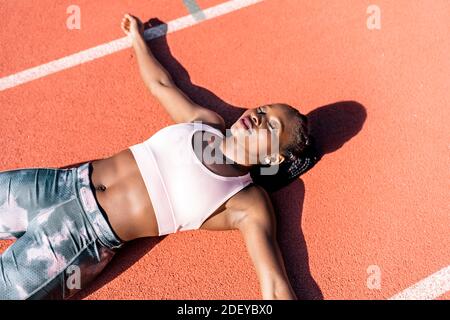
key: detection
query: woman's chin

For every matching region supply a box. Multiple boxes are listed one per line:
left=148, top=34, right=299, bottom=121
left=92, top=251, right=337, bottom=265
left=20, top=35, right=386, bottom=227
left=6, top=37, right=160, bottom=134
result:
left=231, top=125, right=251, bottom=138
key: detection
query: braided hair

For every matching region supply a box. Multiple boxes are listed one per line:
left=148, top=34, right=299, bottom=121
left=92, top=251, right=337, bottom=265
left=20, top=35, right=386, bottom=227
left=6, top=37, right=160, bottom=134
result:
left=250, top=107, right=321, bottom=192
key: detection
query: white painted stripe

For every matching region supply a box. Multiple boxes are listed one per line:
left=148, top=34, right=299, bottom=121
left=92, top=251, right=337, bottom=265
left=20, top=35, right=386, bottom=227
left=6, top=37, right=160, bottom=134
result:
left=0, top=0, right=264, bottom=92
left=389, top=265, right=450, bottom=300
left=0, top=37, right=131, bottom=92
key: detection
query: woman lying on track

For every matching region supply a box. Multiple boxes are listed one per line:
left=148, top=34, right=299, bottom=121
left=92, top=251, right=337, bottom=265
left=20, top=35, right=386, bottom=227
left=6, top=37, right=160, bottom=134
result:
left=0, top=14, right=319, bottom=300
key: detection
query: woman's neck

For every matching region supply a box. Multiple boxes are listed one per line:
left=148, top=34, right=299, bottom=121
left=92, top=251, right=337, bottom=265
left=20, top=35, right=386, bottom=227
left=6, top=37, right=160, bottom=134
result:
left=217, top=135, right=252, bottom=174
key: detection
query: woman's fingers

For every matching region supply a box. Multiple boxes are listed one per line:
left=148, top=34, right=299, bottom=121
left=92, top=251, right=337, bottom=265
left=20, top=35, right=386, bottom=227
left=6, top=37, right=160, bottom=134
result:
left=121, top=13, right=144, bottom=37
left=121, top=15, right=131, bottom=34
left=124, top=13, right=135, bottom=24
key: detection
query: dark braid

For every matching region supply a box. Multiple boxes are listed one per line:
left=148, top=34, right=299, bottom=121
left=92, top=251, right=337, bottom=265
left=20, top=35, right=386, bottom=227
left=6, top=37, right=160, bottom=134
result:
left=285, top=135, right=319, bottom=179
left=282, top=109, right=311, bottom=178
left=250, top=106, right=321, bottom=192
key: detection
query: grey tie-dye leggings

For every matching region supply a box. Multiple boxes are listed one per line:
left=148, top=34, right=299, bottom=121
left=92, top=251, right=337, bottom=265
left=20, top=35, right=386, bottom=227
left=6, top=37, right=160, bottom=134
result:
left=0, top=162, right=124, bottom=299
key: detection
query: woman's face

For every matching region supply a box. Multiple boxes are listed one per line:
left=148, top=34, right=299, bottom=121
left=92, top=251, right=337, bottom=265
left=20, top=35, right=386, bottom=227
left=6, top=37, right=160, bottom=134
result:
left=229, top=104, right=295, bottom=165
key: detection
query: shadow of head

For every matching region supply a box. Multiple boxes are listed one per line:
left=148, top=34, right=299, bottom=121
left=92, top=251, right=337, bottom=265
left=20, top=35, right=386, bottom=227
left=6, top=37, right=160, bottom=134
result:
left=307, top=101, right=367, bottom=157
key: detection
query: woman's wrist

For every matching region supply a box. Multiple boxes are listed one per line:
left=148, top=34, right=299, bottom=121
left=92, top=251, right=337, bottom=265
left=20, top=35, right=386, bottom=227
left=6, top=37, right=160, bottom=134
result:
left=131, top=33, right=146, bottom=50
left=131, top=33, right=146, bottom=47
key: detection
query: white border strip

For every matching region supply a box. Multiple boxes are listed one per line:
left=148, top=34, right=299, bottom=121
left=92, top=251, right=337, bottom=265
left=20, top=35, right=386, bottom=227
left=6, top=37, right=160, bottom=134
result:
left=0, top=0, right=264, bottom=92
left=2, top=1, right=449, bottom=301
left=389, top=265, right=450, bottom=300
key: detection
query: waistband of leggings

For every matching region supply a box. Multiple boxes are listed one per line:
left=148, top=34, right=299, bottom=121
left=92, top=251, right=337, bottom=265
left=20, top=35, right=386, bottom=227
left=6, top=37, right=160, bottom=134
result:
left=74, top=162, right=124, bottom=250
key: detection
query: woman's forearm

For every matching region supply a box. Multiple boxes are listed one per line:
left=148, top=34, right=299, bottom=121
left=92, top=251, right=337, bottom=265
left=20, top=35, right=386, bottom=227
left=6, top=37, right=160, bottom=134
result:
left=132, top=34, right=172, bottom=89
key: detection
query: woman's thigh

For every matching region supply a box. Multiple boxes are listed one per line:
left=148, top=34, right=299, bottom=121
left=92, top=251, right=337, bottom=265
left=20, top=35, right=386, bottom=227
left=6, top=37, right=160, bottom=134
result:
left=0, top=166, right=75, bottom=238
left=0, top=195, right=116, bottom=300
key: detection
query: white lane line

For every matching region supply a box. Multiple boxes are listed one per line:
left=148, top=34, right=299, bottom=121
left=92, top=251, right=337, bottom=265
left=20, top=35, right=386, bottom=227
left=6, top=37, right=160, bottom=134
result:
left=0, top=0, right=264, bottom=92
left=389, top=265, right=450, bottom=300
left=182, top=0, right=207, bottom=21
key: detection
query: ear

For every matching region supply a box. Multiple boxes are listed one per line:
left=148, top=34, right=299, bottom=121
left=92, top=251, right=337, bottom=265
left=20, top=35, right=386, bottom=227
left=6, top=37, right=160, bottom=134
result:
left=272, top=154, right=285, bottom=165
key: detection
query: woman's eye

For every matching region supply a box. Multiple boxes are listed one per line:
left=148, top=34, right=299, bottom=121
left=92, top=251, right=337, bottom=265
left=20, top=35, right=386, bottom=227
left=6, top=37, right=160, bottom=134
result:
left=269, top=121, right=279, bottom=131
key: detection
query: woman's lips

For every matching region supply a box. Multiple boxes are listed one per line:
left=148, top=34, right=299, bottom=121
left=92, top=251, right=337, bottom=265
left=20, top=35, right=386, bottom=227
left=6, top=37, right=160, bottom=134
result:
left=241, top=116, right=252, bottom=130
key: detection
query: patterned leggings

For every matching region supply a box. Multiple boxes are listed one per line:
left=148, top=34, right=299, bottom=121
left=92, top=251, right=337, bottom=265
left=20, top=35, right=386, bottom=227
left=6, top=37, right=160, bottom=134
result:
left=0, top=162, right=124, bottom=299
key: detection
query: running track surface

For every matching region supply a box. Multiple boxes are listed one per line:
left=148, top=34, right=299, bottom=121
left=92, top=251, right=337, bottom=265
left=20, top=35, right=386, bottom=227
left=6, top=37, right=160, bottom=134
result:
left=1, top=0, right=449, bottom=300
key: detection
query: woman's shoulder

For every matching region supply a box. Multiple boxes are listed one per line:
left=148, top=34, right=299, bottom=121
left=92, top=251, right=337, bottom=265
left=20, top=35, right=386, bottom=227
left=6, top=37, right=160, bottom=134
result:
left=195, top=121, right=226, bottom=136
left=163, top=121, right=226, bottom=135
left=228, top=183, right=272, bottom=212
left=223, top=183, right=276, bottom=232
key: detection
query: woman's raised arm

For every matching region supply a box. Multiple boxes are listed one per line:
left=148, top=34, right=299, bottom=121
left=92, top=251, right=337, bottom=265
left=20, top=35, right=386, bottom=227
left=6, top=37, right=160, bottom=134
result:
left=122, top=14, right=225, bottom=127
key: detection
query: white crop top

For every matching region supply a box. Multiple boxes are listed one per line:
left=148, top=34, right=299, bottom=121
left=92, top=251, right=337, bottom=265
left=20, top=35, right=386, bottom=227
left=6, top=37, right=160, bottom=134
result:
left=128, top=122, right=253, bottom=236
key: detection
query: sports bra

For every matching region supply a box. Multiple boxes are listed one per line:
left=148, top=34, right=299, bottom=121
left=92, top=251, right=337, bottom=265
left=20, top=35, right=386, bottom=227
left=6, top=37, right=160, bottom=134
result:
left=128, top=122, right=253, bottom=236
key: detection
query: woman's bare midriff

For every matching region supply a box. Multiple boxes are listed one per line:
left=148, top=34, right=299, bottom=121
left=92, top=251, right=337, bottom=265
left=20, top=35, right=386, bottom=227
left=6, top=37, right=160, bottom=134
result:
left=90, top=149, right=160, bottom=241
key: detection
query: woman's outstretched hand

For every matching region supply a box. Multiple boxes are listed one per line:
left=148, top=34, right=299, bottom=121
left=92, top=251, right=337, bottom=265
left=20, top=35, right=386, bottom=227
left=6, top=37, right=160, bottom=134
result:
left=121, top=13, right=144, bottom=40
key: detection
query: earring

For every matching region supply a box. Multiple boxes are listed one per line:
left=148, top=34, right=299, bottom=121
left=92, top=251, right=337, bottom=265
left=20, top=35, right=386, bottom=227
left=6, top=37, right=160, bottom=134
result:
left=264, top=156, right=272, bottom=165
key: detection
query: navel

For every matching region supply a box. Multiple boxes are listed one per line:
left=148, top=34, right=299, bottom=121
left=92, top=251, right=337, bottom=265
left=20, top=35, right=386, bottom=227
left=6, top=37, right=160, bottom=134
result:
left=95, top=184, right=107, bottom=192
